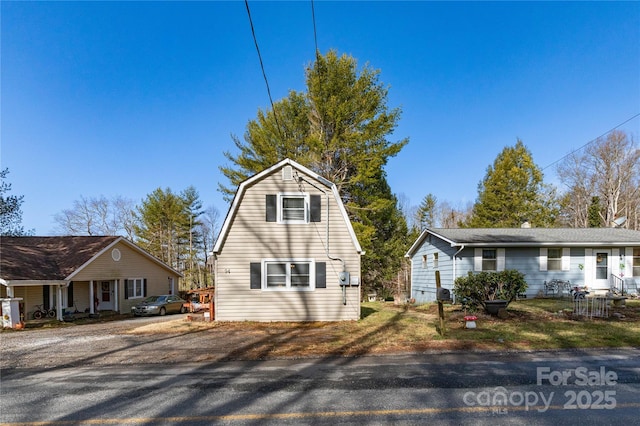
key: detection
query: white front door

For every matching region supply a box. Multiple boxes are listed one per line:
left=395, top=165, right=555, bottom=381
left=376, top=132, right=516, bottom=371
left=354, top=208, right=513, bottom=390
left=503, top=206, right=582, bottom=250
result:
left=99, top=281, right=114, bottom=310
left=593, top=250, right=611, bottom=290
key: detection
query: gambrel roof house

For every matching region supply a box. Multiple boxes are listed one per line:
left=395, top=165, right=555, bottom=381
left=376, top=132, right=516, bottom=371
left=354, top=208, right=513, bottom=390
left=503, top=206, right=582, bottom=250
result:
left=0, top=236, right=182, bottom=320
left=405, top=228, right=640, bottom=304
left=213, top=158, right=364, bottom=321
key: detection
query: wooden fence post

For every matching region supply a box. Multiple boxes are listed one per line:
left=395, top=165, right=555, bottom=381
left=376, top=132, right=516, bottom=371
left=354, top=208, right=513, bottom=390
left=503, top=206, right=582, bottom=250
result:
left=436, top=270, right=445, bottom=336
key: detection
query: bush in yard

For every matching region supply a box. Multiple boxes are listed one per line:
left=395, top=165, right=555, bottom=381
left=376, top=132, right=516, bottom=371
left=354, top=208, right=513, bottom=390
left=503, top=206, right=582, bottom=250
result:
left=453, top=270, right=528, bottom=313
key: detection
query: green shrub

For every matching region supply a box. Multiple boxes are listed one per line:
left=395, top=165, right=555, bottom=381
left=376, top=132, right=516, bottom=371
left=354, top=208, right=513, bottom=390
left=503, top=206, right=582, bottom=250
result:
left=453, top=270, right=528, bottom=313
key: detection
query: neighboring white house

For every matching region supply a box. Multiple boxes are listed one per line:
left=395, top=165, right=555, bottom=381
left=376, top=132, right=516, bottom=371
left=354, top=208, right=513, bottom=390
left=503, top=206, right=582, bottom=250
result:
left=213, top=158, right=364, bottom=321
left=405, top=227, right=640, bottom=304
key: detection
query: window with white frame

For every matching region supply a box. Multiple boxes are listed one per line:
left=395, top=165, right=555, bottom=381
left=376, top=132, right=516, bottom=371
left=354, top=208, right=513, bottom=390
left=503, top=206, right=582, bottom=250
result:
left=264, top=260, right=313, bottom=290
left=634, top=248, right=640, bottom=277
left=433, top=253, right=439, bottom=269
left=547, top=248, right=562, bottom=271
left=482, top=249, right=497, bottom=271
left=266, top=193, right=321, bottom=224
left=281, top=194, right=307, bottom=222
left=422, top=254, right=427, bottom=268
left=127, top=278, right=144, bottom=299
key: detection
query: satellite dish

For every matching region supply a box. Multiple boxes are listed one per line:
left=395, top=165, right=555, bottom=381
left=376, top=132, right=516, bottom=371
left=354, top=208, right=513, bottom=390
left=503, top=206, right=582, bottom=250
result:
left=612, top=216, right=627, bottom=227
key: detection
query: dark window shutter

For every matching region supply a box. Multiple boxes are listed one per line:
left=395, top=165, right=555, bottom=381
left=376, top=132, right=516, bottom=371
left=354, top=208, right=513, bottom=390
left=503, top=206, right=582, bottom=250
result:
left=266, top=195, right=277, bottom=222
left=143, top=279, right=147, bottom=297
left=124, top=279, right=129, bottom=299
left=316, top=262, right=326, bottom=288
left=43, top=285, right=50, bottom=310
left=68, top=282, right=74, bottom=307
left=250, top=263, right=262, bottom=289
left=310, top=195, right=321, bottom=222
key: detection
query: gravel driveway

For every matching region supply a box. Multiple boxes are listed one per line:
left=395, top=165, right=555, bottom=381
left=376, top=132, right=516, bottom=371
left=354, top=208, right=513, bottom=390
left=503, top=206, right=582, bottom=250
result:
left=1, top=315, right=251, bottom=370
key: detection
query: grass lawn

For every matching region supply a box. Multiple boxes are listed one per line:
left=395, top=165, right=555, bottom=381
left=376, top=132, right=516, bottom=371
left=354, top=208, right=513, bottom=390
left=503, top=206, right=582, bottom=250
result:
left=121, top=298, right=640, bottom=360
left=11, top=298, right=638, bottom=360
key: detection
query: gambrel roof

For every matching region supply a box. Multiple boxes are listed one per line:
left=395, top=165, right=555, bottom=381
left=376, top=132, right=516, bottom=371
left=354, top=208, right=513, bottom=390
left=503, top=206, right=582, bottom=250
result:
left=213, top=158, right=363, bottom=254
left=0, top=236, right=181, bottom=283
left=406, top=227, right=640, bottom=257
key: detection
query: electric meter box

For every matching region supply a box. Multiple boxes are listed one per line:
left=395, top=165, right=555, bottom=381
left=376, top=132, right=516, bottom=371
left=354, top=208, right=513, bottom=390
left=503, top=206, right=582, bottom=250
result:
left=339, top=271, right=350, bottom=286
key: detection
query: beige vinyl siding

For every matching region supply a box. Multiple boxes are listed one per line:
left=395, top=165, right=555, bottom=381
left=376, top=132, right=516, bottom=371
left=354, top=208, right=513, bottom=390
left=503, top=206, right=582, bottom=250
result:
left=216, top=170, right=361, bottom=321
left=15, top=286, right=44, bottom=320
left=71, top=241, right=180, bottom=313
left=69, top=281, right=90, bottom=313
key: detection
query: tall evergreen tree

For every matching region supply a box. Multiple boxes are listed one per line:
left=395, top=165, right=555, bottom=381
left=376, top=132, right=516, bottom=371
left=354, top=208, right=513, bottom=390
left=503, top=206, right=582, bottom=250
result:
left=134, top=188, right=186, bottom=269
left=0, top=168, right=32, bottom=236
left=588, top=196, right=602, bottom=227
left=465, top=140, right=559, bottom=228
left=219, top=50, right=409, bottom=293
left=415, top=194, right=437, bottom=230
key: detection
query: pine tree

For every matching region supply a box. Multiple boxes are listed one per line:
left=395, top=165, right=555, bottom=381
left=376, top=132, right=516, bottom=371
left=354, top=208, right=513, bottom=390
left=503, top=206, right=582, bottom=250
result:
left=465, top=140, right=559, bottom=228
left=0, top=168, right=32, bottom=236
left=219, top=50, right=409, bottom=293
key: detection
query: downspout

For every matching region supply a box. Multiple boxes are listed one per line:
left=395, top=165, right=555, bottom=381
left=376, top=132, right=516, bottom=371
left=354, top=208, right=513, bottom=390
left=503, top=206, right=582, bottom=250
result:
left=297, top=174, right=347, bottom=304
left=452, top=245, right=465, bottom=304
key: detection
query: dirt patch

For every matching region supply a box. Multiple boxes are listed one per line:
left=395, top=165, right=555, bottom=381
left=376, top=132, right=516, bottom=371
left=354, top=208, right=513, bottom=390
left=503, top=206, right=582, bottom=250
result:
left=2, top=300, right=638, bottom=370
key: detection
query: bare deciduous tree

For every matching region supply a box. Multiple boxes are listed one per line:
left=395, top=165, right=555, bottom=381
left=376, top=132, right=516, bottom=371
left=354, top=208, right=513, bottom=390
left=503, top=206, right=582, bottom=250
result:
left=54, top=195, right=136, bottom=237
left=557, top=130, right=640, bottom=229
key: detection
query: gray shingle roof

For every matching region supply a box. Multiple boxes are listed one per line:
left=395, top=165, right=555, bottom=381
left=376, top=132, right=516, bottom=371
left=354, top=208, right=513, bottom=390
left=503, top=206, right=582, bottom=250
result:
left=406, top=227, right=640, bottom=257
left=429, top=228, right=640, bottom=245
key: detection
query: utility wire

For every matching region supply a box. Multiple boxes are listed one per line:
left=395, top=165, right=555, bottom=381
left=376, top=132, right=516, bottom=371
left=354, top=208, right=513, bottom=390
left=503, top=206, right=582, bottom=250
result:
left=311, top=0, right=320, bottom=62
left=542, top=112, right=640, bottom=171
left=244, top=0, right=283, bottom=137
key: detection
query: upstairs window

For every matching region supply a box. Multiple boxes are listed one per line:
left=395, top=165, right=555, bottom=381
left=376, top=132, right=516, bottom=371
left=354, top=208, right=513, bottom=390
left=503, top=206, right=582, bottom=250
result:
left=281, top=195, right=306, bottom=222
left=266, top=194, right=321, bottom=224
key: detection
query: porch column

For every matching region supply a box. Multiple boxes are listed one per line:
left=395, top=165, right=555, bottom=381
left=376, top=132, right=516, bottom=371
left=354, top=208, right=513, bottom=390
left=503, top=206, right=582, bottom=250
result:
left=56, top=285, right=63, bottom=321
left=89, top=280, right=94, bottom=314
left=114, top=279, right=119, bottom=313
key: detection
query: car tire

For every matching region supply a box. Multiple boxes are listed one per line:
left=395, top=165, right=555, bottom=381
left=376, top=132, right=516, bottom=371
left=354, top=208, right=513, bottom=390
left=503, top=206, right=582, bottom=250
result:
left=159, top=307, right=166, bottom=316
left=180, top=306, right=187, bottom=314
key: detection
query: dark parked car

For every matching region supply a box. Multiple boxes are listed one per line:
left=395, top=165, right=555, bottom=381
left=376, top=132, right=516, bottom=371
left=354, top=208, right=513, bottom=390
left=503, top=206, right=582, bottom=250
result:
left=131, top=295, right=188, bottom=316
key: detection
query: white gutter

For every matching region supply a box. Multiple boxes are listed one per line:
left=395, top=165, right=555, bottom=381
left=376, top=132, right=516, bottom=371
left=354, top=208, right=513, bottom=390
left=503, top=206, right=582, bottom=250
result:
left=452, top=245, right=465, bottom=303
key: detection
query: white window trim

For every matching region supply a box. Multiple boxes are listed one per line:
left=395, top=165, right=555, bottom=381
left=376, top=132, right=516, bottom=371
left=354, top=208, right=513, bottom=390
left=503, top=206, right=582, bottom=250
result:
left=625, top=247, right=635, bottom=277
left=540, top=247, right=571, bottom=271
left=474, top=248, right=505, bottom=271
left=262, top=258, right=315, bottom=291
left=277, top=193, right=310, bottom=224
left=127, top=278, right=145, bottom=299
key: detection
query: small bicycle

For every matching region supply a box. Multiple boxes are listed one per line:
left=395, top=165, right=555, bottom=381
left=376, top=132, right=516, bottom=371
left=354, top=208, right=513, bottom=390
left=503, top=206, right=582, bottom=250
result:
left=32, top=304, right=56, bottom=320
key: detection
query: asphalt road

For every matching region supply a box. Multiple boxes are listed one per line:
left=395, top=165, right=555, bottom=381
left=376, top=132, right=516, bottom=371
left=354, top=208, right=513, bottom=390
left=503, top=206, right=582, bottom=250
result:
left=2, top=341, right=639, bottom=425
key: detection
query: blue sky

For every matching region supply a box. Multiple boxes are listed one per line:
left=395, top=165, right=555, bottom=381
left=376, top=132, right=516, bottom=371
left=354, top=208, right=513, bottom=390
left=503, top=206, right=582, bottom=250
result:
left=2, top=1, right=639, bottom=235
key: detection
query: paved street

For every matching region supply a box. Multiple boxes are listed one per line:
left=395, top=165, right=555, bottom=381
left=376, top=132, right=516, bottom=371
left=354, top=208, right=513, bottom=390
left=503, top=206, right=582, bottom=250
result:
left=2, top=346, right=639, bottom=425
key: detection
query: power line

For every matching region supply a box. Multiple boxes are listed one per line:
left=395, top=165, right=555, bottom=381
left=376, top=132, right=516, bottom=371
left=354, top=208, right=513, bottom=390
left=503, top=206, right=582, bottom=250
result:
left=542, top=112, right=640, bottom=171
left=244, top=0, right=283, bottom=137
left=310, top=0, right=320, bottom=61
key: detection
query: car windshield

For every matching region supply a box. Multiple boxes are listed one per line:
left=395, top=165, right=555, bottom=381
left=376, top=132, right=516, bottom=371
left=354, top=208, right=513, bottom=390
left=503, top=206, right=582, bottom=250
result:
left=144, top=296, right=168, bottom=303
